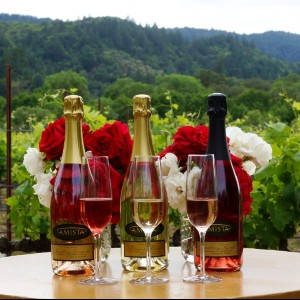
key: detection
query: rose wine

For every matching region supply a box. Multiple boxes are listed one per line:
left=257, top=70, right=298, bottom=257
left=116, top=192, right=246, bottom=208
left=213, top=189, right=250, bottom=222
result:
left=132, top=199, right=164, bottom=232
left=80, top=198, right=112, bottom=235
left=51, top=95, right=94, bottom=277
left=120, top=94, right=169, bottom=272
left=187, top=197, right=218, bottom=227
left=194, top=93, right=243, bottom=272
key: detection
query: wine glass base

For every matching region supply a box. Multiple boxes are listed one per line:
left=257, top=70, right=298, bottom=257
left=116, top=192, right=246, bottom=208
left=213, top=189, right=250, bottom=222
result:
left=78, top=276, right=117, bottom=285
left=130, top=276, right=169, bottom=285
left=183, top=274, right=222, bottom=283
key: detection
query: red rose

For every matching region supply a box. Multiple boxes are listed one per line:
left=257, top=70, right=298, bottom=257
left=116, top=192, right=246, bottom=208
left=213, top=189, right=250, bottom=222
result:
left=84, top=121, right=133, bottom=174
left=232, top=156, right=253, bottom=215
left=39, top=118, right=65, bottom=160
left=39, top=118, right=91, bottom=160
left=160, top=125, right=209, bottom=168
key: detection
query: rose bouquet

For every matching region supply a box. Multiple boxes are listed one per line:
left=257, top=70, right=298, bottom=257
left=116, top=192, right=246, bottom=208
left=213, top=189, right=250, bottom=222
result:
left=159, top=125, right=272, bottom=226
left=23, top=118, right=133, bottom=224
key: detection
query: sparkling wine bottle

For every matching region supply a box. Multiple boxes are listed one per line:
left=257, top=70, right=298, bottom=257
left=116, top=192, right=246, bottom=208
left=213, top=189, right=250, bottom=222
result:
left=51, top=95, right=94, bottom=276
left=194, top=92, right=243, bottom=272
left=120, top=94, right=169, bottom=272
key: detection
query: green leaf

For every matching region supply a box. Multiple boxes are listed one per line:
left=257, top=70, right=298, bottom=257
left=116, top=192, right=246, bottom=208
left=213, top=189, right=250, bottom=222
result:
left=252, top=160, right=276, bottom=181
left=265, top=122, right=291, bottom=145
left=292, top=101, right=300, bottom=111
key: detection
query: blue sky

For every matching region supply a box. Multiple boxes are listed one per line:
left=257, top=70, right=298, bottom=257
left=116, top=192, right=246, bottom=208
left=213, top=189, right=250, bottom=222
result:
left=1, top=0, right=300, bottom=35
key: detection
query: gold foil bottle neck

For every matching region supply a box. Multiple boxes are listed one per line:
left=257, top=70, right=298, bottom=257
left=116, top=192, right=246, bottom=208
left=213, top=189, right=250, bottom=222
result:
left=133, top=94, right=151, bottom=118
left=63, top=95, right=84, bottom=118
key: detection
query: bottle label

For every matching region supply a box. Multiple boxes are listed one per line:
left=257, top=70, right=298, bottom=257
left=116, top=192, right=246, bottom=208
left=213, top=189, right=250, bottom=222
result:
left=51, top=244, right=94, bottom=261
left=125, top=222, right=164, bottom=237
left=207, top=221, right=236, bottom=237
left=53, top=224, right=92, bottom=240
left=124, top=240, right=165, bottom=257
left=196, top=241, right=238, bottom=257
left=203, top=219, right=239, bottom=256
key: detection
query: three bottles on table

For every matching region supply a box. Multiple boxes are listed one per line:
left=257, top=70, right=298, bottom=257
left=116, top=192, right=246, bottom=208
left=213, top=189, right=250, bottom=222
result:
left=50, top=92, right=242, bottom=276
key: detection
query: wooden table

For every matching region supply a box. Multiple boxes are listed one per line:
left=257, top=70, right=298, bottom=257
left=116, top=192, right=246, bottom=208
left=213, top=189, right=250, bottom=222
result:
left=0, top=247, right=299, bottom=299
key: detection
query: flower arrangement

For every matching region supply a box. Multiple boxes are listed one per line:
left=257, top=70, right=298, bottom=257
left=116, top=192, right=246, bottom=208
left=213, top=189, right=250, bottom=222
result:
left=23, top=118, right=133, bottom=224
left=159, top=125, right=272, bottom=225
left=23, top=112, right=272, bottom=230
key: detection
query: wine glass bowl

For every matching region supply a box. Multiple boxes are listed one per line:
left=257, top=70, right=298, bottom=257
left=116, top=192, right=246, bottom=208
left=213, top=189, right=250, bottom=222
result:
left=78, top=155, right=117, bottom=285
left=183, top=154, right=222, bottom=283
left=129, top=155, right=169, bottom=284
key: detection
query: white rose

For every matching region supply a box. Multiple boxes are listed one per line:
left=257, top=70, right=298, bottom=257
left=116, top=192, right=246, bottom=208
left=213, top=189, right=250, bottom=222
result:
left=226, top=127, right=247, bottom=159
left=23, top=148, right=45, bottom=176
left=164, top=171, right=186, bottom=215
left=246, top=134, right=272, bottom=167
left=161, top=153, right=181, bottom=176
left=186, top=166, right=201, bottom=199
left=33, top=173, right=53, bottom=208
left=242, top=160, right=256, bottom=176
left=227, top=127, right=272, bottom=169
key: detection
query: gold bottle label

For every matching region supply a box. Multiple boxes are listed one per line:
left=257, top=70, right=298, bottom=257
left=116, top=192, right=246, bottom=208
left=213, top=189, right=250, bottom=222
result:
left=124, top=240, right=165, bottom=257
left=202, top=219, right=239, bottom=256
left=196, top=241, right=238, bottom=257
left=52, top=244, right=94, bottom=261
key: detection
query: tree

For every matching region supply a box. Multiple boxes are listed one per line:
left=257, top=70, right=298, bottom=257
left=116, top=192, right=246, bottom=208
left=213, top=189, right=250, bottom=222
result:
left=41, top=70, right=90, bottom=101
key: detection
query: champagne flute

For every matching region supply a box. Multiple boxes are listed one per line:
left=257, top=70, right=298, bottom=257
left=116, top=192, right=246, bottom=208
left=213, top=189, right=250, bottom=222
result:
left=129, top=155, right=169, bottom=284
left=183, top=154, right=222, bottom=283
left=78, top=155, right=117, bottom=285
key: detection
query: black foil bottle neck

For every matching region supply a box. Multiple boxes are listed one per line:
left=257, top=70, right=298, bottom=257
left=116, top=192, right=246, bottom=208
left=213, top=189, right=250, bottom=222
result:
left=206, top=117, right=230, bottom=160
left=206, top=93, right=230, bottom=160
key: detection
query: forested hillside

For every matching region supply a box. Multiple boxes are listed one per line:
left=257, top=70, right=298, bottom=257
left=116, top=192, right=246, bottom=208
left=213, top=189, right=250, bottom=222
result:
left=1, top=14, right=300, bottom=98
left=172, top=27, right=300, bottom=63
left=1, top=13, right=300, bottom=132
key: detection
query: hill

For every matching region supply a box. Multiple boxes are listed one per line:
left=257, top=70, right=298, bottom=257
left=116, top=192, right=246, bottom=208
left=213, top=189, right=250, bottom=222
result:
left=1, top=14, right=300, bottom=97
left=172, top=27, right=300, bottom=63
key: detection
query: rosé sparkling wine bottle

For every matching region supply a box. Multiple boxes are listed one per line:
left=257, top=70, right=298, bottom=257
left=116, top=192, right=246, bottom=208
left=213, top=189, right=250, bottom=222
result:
left=120, top=94, right=169, bottom=272
left=51, top=95, right=94, bottom=277
left=194, top=93, right=243, bottom=272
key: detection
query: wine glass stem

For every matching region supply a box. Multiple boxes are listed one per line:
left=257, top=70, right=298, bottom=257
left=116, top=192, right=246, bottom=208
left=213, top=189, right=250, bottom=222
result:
left=199, top=230, right=207, bottom=278
left=145, top=232, right=152, bottom=281
left=94, top=234, right=102, bottom=280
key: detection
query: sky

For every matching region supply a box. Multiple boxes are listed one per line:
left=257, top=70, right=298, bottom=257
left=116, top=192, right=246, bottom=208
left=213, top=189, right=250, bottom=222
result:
left=1, top=0, right=300, bottom=35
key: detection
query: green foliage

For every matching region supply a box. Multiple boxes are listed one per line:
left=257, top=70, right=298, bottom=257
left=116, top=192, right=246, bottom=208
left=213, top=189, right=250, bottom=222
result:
left=12, top=106, right=55, bottom=130
left=41, top=70, right=90, bottom=101
left=243, top=97, right=300, bottom=250
left=5, top=122, right=50, bottom=239
left=6, top=178, right=50, bottom=240
left=151, top=91, right=196, bottom=153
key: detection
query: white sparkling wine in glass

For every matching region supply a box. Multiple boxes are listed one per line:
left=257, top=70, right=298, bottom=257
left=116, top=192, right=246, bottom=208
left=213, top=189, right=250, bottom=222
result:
left=129, top=155, right=169, bottom=285
left=132, top=199, right=164, bottom=232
